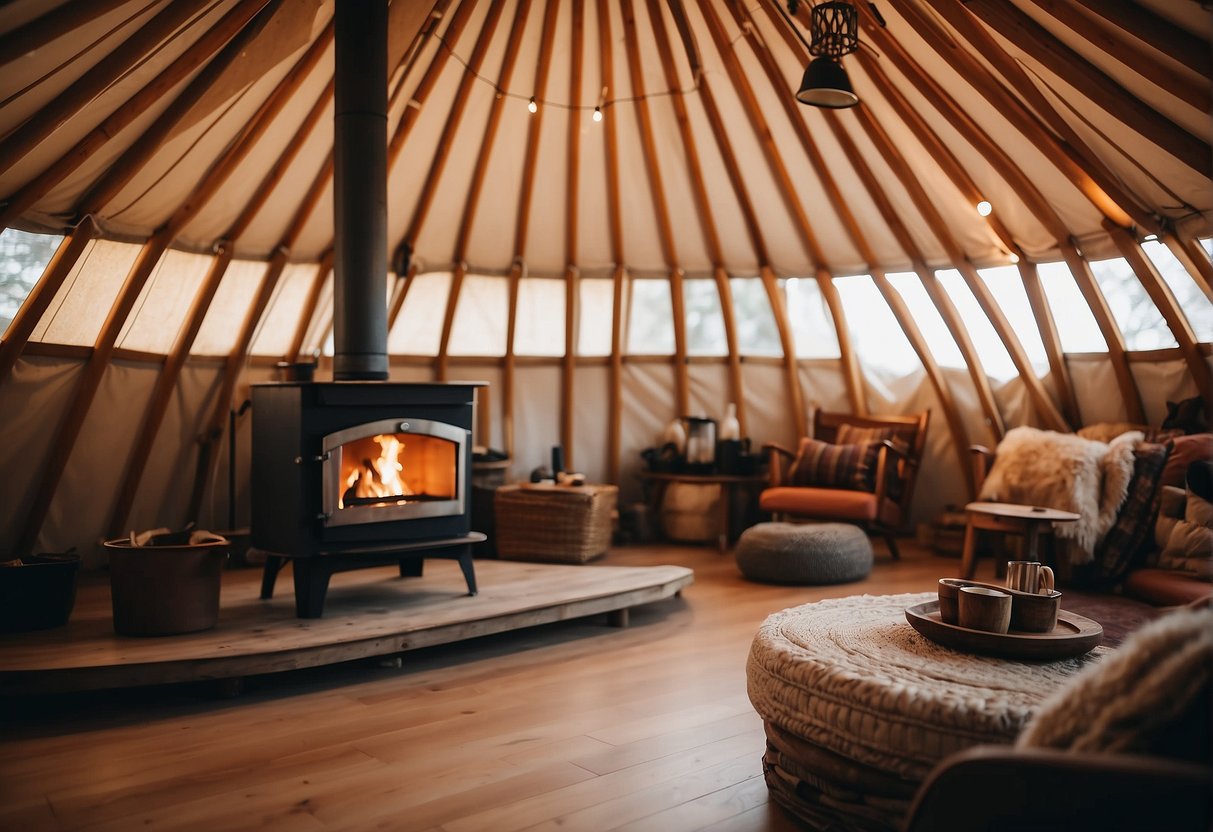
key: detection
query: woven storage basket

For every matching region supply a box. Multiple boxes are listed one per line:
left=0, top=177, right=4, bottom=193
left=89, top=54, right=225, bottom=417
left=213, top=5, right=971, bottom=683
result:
left=494, top=484, right=617, bottom=563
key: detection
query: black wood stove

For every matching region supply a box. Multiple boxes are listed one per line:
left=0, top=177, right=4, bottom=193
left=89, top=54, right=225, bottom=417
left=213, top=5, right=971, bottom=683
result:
left=250, top=381, right=484, bottom=617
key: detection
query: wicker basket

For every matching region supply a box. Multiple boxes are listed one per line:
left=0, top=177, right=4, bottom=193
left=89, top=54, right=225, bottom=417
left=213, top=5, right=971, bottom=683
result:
left=494, top=483, right=618, bottom=563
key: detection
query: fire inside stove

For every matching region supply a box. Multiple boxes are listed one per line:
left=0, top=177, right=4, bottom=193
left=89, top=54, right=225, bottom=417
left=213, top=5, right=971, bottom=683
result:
left=337, top=432, right=457, bottom=510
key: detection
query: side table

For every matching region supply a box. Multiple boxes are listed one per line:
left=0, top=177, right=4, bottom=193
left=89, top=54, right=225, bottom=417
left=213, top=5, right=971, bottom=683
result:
left=960, top=501, right=1081, bottom=581
left=637, top=471, right=768, bottom=551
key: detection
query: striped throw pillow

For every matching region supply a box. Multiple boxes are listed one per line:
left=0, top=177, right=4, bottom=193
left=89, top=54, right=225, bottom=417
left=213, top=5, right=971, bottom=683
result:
left=787, top=438, right=880, bottom=492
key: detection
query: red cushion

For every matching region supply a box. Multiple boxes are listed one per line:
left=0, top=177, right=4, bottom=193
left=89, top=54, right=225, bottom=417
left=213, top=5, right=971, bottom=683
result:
left=1122, top=568, right=1213, bottom=607
left=760, top=486, right=900, bottom=525
left=1161, top=433, right=1213, bottom=489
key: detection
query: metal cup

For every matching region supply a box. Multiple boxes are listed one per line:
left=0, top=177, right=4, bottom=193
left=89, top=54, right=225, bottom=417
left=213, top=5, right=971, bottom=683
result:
left=1005, top=561, right=1055, bottom=595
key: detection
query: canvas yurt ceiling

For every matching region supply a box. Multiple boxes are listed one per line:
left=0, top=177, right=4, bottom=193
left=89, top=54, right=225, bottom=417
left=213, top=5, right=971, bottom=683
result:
left=0, top=0, right=1210, bottom=560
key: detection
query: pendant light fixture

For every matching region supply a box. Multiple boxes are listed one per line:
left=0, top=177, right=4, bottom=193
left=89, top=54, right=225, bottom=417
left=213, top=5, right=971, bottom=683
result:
left=788, top=1, right=860, bottom=109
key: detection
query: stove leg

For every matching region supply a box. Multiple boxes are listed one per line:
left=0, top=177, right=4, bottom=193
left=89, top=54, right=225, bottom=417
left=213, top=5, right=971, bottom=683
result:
left=260, top=555, right=286, bottom=599
left=399, top=558, right=424, bottom=578
left=292, top=559, right=332, bottom=618
left=455, top=545, right=477, bottom=596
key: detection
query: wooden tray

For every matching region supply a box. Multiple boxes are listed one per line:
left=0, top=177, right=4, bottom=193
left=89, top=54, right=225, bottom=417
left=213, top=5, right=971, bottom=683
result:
left=905, top=601, right=1103, bottom=660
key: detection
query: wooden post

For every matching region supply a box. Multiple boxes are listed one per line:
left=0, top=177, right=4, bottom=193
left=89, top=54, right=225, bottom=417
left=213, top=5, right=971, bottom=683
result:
left=759, top=266, right=806, bottom=439
left=1164, top=234, right=1213, bottom=304
left=563, top=0, right=584, bottom=470
left=1018, top=259, right=1082, bottom=427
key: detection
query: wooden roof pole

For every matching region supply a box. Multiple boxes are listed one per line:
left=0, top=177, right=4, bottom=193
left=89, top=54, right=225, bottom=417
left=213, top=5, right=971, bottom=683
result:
left=662, top=2, right=803, bottom=437
left=846, top=46, right=1079, bottom=425
left=502, top=0, right=561, bottom=462
left=1107, top=223, right=1213, bottom=411
left=0, top=0, right=131, bottom=68
left=386, top=0, right=478, bottom=171
left=0, top=0, right=279, bottom=231
left=399, top=0, right=507, bottom=251
left=187, top=157, right=336, bottom=523
left=872, top=267, right=976, bottom=494
left=883, top=0, right=1148, bottom=232
left=435, top=262, right=465, bottom=382
left=643, top=0, right=746, bottom=433
left=738, top=0, right=979, bottom=453
left=964, top=0, right=1209, bottom=175
left=596, top=0, right=627, bottom=485
left=562, top=0, right=584, bottom=469
left=847, top=13, right=1141, bottom=422
left=105, top=245, right=234, bottom=539
left=1164, top=234, right=1213, bottom=304
left=387, top=261, right=418, bottom=334
left=1022, top=0, right=1207, bottom=112
left=1070, top=0, right=1210, bottom=80
left=0, top=217, right=98, bottom=385
left=620, top=0, right=688, bottom=418
left=850, top=104, right=1068, bottom=432
left=1058, top=240, right=1146, bottom=423
left=0, top=0, right=213, bottom=179
left=694, top=0, right=865, bottom=415
left=1017, top=259, right=1081, bottom=427
left=809, top=100, right=1004, bottom=440
left=287, top=250, right=335, bottom=362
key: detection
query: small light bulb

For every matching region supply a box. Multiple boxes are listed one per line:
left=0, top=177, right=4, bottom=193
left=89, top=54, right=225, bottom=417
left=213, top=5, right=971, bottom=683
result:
left=528, top=96, right=537, bottom=114
left=593, top=106, right=602, bottom=122
left=1009, top=252, right=1020, bottom=264
left=976, top=200, right=993, bottom=217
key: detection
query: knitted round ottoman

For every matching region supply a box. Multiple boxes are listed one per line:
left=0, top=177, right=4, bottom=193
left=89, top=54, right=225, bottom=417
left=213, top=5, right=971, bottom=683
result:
left=735, top=522, right=873, bottom=584
left=747, top=593, right=1106, bottom=830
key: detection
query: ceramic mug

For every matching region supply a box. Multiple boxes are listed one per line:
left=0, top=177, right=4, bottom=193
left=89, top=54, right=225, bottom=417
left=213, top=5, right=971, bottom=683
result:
left=1006, top=561, right=1054, bottom=595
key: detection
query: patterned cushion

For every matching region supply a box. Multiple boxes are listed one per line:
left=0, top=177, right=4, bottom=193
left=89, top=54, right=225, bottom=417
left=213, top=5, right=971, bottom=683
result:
left=787, top=438, right=880, bottom=492
left=1080, top=441, right=1171, bottom=587
left=835, top=424, right=910, bottom=500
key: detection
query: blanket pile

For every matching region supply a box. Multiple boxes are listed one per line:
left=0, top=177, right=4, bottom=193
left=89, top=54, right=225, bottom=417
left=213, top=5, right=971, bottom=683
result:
left=978, top=427, right=1139, bottom=564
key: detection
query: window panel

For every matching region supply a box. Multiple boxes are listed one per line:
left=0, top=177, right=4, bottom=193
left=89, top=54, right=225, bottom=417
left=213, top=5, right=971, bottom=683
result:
left=1142, top=240, right=1213, bottom=342
left=1037, top=261, right=1106, bottom=352
left=977, top=265, right=1048, bottom=371
left=193, top=259, right=268, bottom=355
left=390, top=272, right=451, bottom=356
left=782, top=277, right=839, bottom=358
left=1, top=229, right=61, bottom=338
left=684, top=278, right=726, bottom=356
left=31, top=239, right=139, bottom=346
left=626, top=277, right=674, bottom=354
left=577, top=278, right=613, bottom=356
left=448, top=274, right=508, bottom=356
left=1088, top=256, right=1176, bottom=350
left=833, top=274, right=918, bottom=377
left=117, top=249, right=213, bottom=354
left=730, top=277, right=781, bottom=356
left=936, top=269, right=1017, bottom=380
left=514, top=276, right=565, bottom=356
left=886, top=272, right=965, bottom=368
left=250, top=264, right=320, bottom=356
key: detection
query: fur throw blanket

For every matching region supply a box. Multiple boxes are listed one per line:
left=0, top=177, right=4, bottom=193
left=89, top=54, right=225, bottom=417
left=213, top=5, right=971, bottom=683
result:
left=979, top=427, right=1139, bottom=564
left=1017, top=606, right=1213, bottom=756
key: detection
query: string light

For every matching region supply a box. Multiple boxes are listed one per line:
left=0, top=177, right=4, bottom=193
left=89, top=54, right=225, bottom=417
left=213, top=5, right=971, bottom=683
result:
left=1008, top=252, right=1020, bottom=264
left=976, top=200, right=993, bottom=217
left=593, top=106, right=603, bottom=122
left=527, top=96, right=537, bottom=114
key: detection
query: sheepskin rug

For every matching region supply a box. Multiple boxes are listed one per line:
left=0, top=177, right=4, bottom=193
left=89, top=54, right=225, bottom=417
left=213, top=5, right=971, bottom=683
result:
left=978, top=427, right=1140, bottom=563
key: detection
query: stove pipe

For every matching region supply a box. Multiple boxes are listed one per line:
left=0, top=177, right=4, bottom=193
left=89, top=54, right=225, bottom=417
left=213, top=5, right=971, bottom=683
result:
left=332, top=0, right=389, bottom=380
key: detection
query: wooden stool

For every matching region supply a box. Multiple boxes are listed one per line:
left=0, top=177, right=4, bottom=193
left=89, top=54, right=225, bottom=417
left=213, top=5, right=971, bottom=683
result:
left=960, top=502, right=1081, bottom=581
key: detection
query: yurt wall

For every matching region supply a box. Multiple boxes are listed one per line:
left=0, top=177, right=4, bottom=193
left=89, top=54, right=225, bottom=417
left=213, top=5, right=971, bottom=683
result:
left=1, top=0, right=1210, bottom=563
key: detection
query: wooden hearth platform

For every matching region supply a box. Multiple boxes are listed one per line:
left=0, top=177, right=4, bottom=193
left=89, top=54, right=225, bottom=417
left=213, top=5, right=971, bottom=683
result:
left=0, top=559, right=693, bottom=695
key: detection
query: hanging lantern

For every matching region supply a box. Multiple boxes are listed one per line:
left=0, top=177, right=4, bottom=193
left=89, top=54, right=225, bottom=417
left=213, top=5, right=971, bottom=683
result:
left=794, top=1, right=860, bottom=109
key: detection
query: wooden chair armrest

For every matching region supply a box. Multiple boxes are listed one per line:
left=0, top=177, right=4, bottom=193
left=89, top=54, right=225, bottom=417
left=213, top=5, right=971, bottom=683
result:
left=763, top=442, right=796, bottom=460
left=763, top=443, right=797, bottom=488
left=969, top=444, right=995, bottom=495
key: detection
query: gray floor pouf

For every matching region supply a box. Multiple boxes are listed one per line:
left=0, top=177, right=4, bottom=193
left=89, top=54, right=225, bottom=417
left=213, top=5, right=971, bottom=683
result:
left=736, top=522, right=873, bottom=585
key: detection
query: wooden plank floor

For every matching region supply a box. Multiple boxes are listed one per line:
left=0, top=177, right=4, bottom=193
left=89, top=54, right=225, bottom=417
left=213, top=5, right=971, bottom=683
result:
left=0, top=540, right=965, bottom=831
left=0, top=559, right=693, bottom=694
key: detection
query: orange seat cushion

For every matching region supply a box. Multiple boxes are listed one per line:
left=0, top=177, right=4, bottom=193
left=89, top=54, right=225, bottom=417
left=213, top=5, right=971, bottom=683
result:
left=760, top=487, right=900, bottom=526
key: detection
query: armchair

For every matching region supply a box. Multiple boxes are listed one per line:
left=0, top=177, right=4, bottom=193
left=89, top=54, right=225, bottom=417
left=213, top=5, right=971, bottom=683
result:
left=760, top=408, right=930, bottom=559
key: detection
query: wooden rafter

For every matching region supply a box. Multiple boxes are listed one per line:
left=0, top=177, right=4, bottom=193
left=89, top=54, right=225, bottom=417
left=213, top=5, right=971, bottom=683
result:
left=1059, top=240, right=1146, bottom=423
left=0, top=0, right=132, bottom=68
left=0, top=217, right=98, bottom=385
left=0, top=0, right=278, bottom=231
left=1022, top=0, right=1208, bottom=113
left=1107, top=223, right=1213, bottom=410
left=758, top=266, right=805, bottom=437
left=0, top=0, right=213, bottom=180
left=435, top=263, right=465, bottom=382
left=885, top=0, right=1150, bottom=232
left=849, top=103, right=1068, bottom=431
left=694, top=0, right=865, bottom=414
left=1165, top=233, right=1213, bottom=305
left=106, top=244, right=235, bottom=538
left=1070, top=0, right=1210, bottom=80
left=387, top=261, right=419, bottom=332
left=963, top=0, right=1209, bottom=176
left=287, top=250, right=335, bottom=362
left=620, top=0, right=689, bottom=417
left=596, top=0, right=626, bottom=484
left=645, top=0, right=752, bottom=435
left=1017, top=259, right=1082, bottom=426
